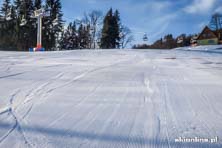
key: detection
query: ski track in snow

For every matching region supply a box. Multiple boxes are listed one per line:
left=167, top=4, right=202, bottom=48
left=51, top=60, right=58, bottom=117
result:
left=0, top=90, right=32, bottom=147
left=0, top=48, right=222, bottom=148
left=0, top=72, right=25, bottom=79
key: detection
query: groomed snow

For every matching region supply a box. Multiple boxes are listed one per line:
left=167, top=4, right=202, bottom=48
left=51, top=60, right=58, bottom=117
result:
left=0, top=46, right=222, bottom=148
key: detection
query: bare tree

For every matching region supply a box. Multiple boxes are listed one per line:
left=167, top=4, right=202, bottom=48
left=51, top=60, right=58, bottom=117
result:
left=82, top=10, right=103, bottom=49
left=120, top=25, right=134, bottom=49
left=210, top=13, right=222, bottom=31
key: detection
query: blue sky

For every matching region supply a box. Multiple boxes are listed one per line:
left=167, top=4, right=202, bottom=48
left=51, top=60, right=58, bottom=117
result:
left=61, top=0, right=222, bottom=45
left=1, top=0, right=222, bottom=45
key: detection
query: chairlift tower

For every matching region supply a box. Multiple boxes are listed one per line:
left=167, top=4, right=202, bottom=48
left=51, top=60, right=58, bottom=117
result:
left=36, top=9, right=43, bottom=50
left=29, top=8, right=49, bottom=51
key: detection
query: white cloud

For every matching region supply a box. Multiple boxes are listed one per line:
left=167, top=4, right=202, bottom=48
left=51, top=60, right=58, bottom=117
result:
left=133, top=13, right=177, bottom=43
left=149, top=1, right=171, bottom=12
left=184, top=0, right=216, bottom=14
left=149, top=13, right=177, bottom=38
left=126, top=0, right=177, bottom=44
left=215, top=6, right=222, bottom=13
left=87, top=0, right=96, bottom=4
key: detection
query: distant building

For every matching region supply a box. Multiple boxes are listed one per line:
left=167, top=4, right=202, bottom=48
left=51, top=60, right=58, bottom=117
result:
left=197, top=26, right=222, bottom=45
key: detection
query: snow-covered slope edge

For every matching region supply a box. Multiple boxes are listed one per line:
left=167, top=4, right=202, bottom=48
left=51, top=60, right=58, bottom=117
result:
left=175, top=45, right=222, bottom=53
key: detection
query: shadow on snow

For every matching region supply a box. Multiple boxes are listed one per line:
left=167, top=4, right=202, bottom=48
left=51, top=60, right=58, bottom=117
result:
left=0, top=121, right=220, bottom=148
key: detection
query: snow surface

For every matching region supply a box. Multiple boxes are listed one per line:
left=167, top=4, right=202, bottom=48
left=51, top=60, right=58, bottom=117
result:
left=0, top=47, right=222, bottom=148
left=175, top=45, right=222, bottom=54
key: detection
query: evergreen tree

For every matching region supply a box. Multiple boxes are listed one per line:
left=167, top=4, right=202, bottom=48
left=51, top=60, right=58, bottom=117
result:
left=9, top=5, right=17, bottom=46
left=17, top=0, right=35, bottom=50
left=60, top=21, right=92, bottom=50
left=100, top=8, right=113, bottom=49
left=60, top=22, right=71, bottom=49
left=0, top=0, right=64, bottom=51
left=85, top=24, right=91, bottom=48
left=100, top=8, right=121, bottom=49
left=0, top=0, right=18, bottom=50
left=0, top=0, right=11, bottom=19
left=43, top=0, right=63, bottom=50
left=113, top=10, right=121, bottom=48
left=78, top=24, right=84, bottom=49
left=71, top=21, right=78, bottom=49
left=0, top=0, right=11, bottom=37
left=59, top=28, right=65, bottom=49
left=14, top=0, right=21, bottom=10
left=34, top=0, right=42, bottom=10
left=163, top=34, right=176, bottom=49
left=77, top=24, right=91, bottom=49
left=13, top=0, right=22, bottom=49
left=60, top=22, right=78, bottom=49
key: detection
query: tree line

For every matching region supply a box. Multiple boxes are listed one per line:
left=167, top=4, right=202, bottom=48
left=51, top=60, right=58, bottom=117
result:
left=133, top=13, right=222, bottom=49
left=132, top=34, right=197, bottom=49
left=0, top=0, right=63, bottom=51
left=0, top=0, right=133, bottom=51
left=60, top=8, right=133, bottom=50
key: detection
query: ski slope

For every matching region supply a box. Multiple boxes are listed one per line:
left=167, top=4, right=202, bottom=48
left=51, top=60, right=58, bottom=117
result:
left=0, top=47, right=222, bottom=148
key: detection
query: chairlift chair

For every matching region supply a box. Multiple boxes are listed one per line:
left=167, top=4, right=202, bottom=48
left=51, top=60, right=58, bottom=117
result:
left=6, top=10, right=12, bottom=21
left=52, top=17, right=59, bottom=26
left=6, top=14, right=12, bottom=21
left=30, top=13, right=36, bottom=19
left=143, top=33, right=148, bottom=41
left=20, top=16, right=27, bottom=26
